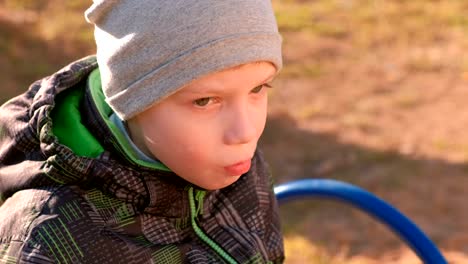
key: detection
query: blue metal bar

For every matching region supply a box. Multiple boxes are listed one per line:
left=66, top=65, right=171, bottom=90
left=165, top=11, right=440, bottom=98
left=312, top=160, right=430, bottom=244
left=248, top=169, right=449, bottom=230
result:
left=274, top=179, right=447, bottom=264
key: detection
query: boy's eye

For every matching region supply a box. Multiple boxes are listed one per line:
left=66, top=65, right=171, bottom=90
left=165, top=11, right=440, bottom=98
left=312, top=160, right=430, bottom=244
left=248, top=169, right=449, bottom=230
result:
left=251, top=85, right=263, bottom=94
left=193, top=97, right=211, bottom=107
left=251, top=83, right=272, bottom=94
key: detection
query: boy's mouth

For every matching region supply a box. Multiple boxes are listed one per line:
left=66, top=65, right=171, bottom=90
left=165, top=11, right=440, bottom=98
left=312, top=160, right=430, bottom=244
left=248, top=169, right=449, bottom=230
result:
left=224, top=159, right=251, bottom=176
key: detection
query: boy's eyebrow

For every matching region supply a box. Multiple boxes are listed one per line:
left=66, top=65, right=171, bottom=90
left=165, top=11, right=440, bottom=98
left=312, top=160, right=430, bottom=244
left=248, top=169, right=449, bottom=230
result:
left=261, top=72, right=276, bottom=84
left=182, top=73, right=276, bottom=94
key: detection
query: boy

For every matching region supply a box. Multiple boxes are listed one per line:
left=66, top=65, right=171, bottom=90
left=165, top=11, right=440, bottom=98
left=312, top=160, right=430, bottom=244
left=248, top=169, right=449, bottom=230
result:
left=0, top=0, right=284, bottom=263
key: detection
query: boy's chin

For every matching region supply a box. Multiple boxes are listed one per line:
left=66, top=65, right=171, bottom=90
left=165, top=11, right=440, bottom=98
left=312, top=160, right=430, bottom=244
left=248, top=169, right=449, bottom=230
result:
left=192, top=175, right=242, bottom=191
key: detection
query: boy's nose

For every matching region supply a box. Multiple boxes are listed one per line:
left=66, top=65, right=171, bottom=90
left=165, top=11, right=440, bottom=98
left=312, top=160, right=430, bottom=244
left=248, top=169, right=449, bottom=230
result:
left=223, top=107, right=257, bottom=146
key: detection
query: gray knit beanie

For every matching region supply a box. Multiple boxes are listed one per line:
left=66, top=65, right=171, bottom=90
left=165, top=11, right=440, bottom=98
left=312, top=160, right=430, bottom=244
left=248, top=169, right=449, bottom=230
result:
left=85, top=0, right=283, bottom=120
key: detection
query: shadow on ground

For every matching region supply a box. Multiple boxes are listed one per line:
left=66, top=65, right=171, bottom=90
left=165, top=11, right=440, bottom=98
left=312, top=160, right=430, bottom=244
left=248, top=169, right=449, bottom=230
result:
left=260, top=112, right=468, bottom=261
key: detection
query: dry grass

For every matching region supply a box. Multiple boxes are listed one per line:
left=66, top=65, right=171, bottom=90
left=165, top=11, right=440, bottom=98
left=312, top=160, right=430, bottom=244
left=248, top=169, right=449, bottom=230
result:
left=268, top=0, right=468, bottom=263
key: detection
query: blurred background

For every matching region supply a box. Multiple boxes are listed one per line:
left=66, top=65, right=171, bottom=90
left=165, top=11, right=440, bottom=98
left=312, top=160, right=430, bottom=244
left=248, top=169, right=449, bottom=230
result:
left=1, top=0, right=468, bottom=263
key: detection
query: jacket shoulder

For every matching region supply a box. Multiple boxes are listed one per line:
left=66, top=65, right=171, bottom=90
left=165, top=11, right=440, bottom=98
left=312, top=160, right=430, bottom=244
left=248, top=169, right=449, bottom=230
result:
left=0, top=188, right=57, bottom=240
left=0, top=187, right=60, bottom=263
left=0, top=186, right=93, bottom=263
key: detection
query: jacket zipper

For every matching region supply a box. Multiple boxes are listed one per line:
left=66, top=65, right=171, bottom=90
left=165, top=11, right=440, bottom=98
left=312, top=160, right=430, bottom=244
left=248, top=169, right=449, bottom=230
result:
left=188, top=187, right=238, bottom=264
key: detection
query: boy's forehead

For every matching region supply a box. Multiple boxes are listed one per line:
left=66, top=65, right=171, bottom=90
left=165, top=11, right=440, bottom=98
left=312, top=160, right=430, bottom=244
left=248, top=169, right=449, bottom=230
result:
left=179, top=63, right=276, bottom=94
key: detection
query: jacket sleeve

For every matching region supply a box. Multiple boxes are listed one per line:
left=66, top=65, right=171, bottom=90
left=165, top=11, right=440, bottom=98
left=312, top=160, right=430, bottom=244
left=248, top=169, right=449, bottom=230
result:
left=0, top=236, right=55, bottom=264
left=19, top=242, right=56, bottom=264
left=0, top=189, right=57, bottom=264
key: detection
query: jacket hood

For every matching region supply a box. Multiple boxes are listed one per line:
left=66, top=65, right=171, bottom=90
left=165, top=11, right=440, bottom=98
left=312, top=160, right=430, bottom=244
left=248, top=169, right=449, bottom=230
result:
left=0, top=56, right=182, bottom=209
left=0, top=56, right=98, bottom=202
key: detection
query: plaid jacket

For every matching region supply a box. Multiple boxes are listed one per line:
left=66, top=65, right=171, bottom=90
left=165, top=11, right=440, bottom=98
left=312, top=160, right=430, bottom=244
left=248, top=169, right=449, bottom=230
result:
left=0, top=56, right=284, bottom=263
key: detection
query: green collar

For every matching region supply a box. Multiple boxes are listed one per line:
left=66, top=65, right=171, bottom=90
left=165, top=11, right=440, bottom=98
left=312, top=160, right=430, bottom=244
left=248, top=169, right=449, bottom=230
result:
left=87, top=68, right=170, bottom=171
left=50, top=82, right=104, bottom=158
left=51, top=68, right=170, bottom=171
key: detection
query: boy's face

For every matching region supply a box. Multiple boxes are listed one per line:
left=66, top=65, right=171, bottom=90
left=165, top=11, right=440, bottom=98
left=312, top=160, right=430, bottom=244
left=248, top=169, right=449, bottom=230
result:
left=128, top=62, right=276, bottom=190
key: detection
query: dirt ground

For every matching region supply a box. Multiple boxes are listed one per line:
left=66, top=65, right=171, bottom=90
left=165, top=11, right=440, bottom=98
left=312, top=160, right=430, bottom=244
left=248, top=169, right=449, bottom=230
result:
left=261, top=1, right=468, bottom=263
left=1, top=1, right=468, bottom=263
